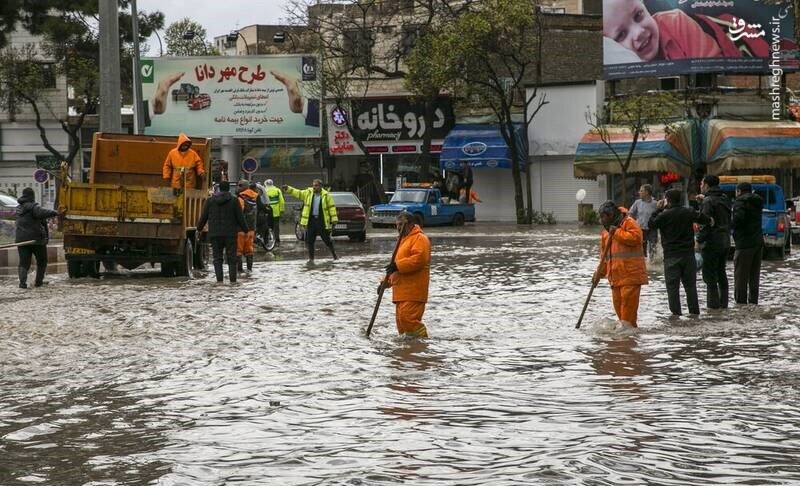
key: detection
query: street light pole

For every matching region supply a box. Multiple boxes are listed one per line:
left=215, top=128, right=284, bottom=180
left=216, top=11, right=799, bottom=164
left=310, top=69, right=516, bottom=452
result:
left=99, top=0, right=122, bottom=133
left=131, top=0, right=145, bottom=134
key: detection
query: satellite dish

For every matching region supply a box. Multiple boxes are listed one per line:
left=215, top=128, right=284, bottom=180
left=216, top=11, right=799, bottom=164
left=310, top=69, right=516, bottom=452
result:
left=576, top=189, right=586, bottom=202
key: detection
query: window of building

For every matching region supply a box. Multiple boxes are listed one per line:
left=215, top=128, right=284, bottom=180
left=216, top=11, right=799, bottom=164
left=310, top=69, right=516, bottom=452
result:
left=659, top=77, right=680, bottom=91
left=343, top=29, right=374, bottom=69
left=399, top=24, right=420, bottom=55
left=40, top=63, right=56, bottom=89
left=541, top=6, right=566, bottom=13
left=582, top=0, right=602, bottom=14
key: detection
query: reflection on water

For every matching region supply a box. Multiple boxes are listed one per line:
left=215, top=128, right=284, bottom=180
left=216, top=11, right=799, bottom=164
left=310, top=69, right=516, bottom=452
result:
left=1, top=224, right=800, bottom=484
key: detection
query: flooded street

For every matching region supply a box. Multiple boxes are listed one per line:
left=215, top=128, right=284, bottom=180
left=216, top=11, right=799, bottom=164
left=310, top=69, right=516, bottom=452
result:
left=2, top=224, right=799, bottom=485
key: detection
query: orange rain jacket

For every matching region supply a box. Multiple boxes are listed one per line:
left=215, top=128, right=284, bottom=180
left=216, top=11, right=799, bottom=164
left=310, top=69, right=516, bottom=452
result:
left=385, top=225, right=431, bottom=303
left=598, top=209, right=648, bottom=287
left=162, top=133, right=205, bottom=189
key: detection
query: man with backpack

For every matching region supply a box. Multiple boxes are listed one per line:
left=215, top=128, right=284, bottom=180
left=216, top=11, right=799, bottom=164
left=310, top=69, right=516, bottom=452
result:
left=236, top=180, right=261, bottom=273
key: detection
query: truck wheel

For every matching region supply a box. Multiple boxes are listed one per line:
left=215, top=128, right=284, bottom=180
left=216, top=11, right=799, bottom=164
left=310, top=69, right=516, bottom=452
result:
left=193, top=236, right=208, bottom=270
left=176, top=239, right=194, bottom=278
left=295, top=223, right=306, bottom=241
left=785, top=235, right=791, bottom=255
left=67, top=259, right=85, bottom=279
left=160, top=262, right=175, bottom=277
left=453, top=213, right=465, bottom=226
left=84, top=261, right=101, bottom=278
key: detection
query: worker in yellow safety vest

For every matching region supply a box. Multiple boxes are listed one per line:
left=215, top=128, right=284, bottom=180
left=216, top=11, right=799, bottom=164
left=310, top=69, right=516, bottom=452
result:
left=264, top=179, right=285, bottom=245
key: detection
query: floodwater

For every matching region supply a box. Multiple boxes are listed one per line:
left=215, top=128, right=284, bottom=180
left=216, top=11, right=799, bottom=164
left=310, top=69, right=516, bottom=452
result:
left=1, top=224, right=799, bottom=485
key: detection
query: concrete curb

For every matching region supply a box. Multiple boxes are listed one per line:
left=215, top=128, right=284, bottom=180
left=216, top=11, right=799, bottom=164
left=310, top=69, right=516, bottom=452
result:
left=0, top=243, right=65, bottom=269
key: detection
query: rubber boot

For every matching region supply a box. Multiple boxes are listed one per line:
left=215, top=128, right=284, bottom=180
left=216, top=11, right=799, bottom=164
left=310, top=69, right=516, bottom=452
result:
left=307, top=242, right=315, bottom=262
left=329, top=245, right=339, bottom=261
left=229, top=263, right=237, bottom=283
left=237, top=256, right=244, bottom=273
left=34, top=264, right=46, bottom=287
left=213, top=261, right=224, bottom=282
left=246, top=255, right=253, bottom=272
left=18, top=267, right=28, bottom=289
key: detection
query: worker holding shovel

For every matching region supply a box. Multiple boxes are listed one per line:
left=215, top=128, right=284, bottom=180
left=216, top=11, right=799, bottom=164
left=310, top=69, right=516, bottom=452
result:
left=591, top=201, right=648, bottom=328
left=375, top=211, right=431, bottom=338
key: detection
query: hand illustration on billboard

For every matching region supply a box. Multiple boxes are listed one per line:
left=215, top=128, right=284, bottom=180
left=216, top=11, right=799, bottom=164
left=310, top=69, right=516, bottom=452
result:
left=270, top=70, right=320, bottom=128
left=602, top=0, right=770, bottom=64
left=151, top=72, right=185, bottom=115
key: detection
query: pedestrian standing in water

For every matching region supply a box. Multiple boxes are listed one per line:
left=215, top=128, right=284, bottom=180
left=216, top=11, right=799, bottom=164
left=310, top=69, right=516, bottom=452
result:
left=629, top=184, right=658, bottom=259
left=696, top=175, right=732, bottom=309
left=730, top=182, right=763, bottom=305
left=649, top=189, right=713, bottom=316
left=284, top=179, right=339, bottom=262
left=15, top=187, right=61, bottom=288
left=593, top=201, right=648, bottom=327
left=381, top=211, right=431, bottom=338
left=196, top=181, right=248, bottom=283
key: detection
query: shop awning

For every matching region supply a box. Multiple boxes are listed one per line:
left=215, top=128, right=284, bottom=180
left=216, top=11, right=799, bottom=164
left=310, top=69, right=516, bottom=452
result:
left=439, top=124, right=527, bottom=171
left=243, top=147, right=318, bottom=169
left=704, top=119, right=800, bottom=174
left=574, top=122, right=695, bottom=180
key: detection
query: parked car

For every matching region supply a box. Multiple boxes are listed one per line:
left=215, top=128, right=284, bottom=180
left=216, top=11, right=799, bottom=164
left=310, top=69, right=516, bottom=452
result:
left=718, top=175, right=791, bottom=260
left=369, top=185, right=475, bottom=227
left=0, top=192, right=18, bottom=220
left=187, top=93, right=211, bottom=110
left=294, top=192, right=367, bottom=242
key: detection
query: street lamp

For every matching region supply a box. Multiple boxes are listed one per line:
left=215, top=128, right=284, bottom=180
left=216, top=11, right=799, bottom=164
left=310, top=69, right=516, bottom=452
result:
left=153, top=29, right=164, bottom=56
left=226, top=30, right=250, bottom=55
left=273, top=31, right=297, bottom=51
left=181, top=30, right=208, bottom=55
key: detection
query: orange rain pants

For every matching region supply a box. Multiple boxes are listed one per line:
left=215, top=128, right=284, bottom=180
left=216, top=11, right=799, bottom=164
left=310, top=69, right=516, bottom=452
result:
left=395, top=301, right=428, bottom=338
left=237, top=231, right=254, bottom=256
left=611, top=285, right=641, bottom=327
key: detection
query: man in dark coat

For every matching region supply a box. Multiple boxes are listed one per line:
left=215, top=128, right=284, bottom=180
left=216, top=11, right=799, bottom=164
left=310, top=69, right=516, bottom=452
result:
left=15, top=187, right=60, bottom=288
left=196, top=181, right=248, bottom=283
left=730, top=182, right=764, bottom=305
left=649, top=189, right=713, bottom=316
left=696, top=175, right=732, bottom=309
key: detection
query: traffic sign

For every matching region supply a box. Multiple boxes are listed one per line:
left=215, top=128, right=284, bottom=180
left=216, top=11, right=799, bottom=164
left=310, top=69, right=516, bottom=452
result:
left=33, top=169, right=49, bottom=184
left=241, top=157, right=258, bottom=174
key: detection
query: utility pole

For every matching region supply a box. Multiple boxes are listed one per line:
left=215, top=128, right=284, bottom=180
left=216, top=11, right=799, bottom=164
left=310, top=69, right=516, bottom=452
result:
left=131, top=0, right=145, bottom=134
left=99, top=0, right=122, bottom=133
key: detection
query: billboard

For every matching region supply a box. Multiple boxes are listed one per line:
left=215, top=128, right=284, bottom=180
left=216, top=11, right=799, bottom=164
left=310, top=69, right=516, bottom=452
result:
left=603, top=0, right=798, bottom=79
left=140, top=55, right=320, bottom=138
left=326, top=97, right=455, bottom=156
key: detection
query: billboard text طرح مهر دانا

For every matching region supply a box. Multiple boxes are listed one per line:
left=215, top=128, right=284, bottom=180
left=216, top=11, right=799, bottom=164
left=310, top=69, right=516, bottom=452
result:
left=140, top=56, right=320, bottom=138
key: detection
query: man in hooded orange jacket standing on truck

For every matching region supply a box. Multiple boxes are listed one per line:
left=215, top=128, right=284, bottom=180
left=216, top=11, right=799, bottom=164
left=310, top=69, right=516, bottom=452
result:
left=593, top=201, right=649, bottom=327
left=381, top=211, right=431, bottom=338
left=162, top=133, right=205, bottom=189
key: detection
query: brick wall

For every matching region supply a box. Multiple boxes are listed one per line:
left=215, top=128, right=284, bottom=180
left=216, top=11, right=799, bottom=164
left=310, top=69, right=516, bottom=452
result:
left=539, top=14, right=602, bottom=84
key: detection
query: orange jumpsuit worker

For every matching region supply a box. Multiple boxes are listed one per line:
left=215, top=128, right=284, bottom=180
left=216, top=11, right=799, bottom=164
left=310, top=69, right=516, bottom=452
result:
left=162, top=133, right=205, bottom=189
left=236, top=180, right=259, bottom=273
left=593, top=201, right=648, bottom=327
left=382, top=210, right=431, bottom=338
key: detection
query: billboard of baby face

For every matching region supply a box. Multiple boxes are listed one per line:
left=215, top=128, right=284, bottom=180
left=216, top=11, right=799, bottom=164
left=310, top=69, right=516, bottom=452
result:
left=603, top=0, right=660, bottom=61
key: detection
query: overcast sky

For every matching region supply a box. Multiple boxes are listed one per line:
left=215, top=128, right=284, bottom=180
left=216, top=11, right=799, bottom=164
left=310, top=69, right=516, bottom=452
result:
left=136, top=0, right=289, bottom=56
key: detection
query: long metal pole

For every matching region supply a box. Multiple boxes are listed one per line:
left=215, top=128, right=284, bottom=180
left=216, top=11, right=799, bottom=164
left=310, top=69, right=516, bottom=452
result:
left=131, top=0, right=145, bottom=134
left=99, top=0, right=122, bottom=133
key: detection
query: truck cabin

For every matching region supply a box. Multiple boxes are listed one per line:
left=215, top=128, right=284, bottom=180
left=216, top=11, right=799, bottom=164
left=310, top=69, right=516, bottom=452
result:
left=717, top=175, right=785, bottom=211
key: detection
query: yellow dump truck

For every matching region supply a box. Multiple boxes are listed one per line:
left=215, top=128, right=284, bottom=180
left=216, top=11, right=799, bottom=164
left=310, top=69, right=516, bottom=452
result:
left=59, top=133, right=211, bottom=278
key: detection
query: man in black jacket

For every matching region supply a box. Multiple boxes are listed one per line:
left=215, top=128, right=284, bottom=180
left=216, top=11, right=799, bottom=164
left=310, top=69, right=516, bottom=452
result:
left=730, top=182, right=763, bottom=305
left=696, top=175, right=732, bottom=309
left=196, top=181, right=248, bottom=283
left=650, top=189, right=713, bottom=316
left=15, top=187, right=60, bottom=288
